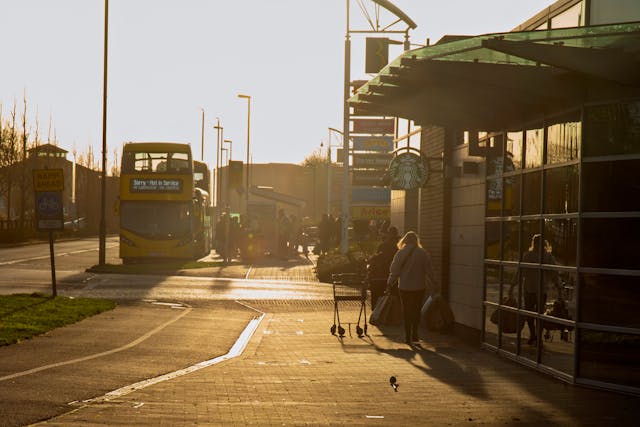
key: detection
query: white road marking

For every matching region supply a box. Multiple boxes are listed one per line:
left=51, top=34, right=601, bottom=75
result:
left=0, top=302, right=192, bottom=382
left=0, top=244, right=118, bottom=266
left=85, top=301, right=265, bottom=403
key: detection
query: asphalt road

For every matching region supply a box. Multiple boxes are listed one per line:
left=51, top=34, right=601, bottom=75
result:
left=0, top=238, right=332, bottom=426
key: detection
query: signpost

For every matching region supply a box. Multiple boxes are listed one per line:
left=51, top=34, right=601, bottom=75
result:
left=33, top=168, right=64, bottom=297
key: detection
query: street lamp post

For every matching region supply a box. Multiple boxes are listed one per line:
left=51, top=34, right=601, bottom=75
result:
left=223, top=139, right=233, bottom=161
left=200, top=108, right=205, bottom=161
left=237, top=94, right=251, bottom=215
left=99, top=0, right=109, bottom=266
left=213, top=119, right=223, bottom=218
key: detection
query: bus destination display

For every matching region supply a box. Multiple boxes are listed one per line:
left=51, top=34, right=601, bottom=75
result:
left=130, top=178, right=182, bottom=192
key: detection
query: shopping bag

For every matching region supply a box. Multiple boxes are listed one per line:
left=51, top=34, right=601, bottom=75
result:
left=421, top=294, right=454, bottom=332
left=369, top=294, right=391, bottom=326
left=490, top=296, right=523, bottom=334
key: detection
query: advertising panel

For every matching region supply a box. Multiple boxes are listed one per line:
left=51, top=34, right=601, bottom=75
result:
left=352, top=169, right=387, bottom=187
left=350, top=205, right=390, bottom=220
left=351, top=187, right=390, bottom=203
left=352, top=136, right=394, bottom=152
left=353, top=152, right=392, bottom=169
left=352, top=118, right=395, bottom=135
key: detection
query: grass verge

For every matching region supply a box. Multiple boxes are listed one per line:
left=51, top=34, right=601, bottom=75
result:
left=0, top=293, right=116, bottom=346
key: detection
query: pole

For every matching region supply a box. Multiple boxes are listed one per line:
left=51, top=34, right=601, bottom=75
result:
left=49, top=231, right=57, bottom=297
left=245, top=98, right=251, bottom=214
left=200, top=108, right=205, bottom=161
left=214, top=119, right=222, bottom=218
left=98, top=0, right=109, bottom=266
left=341, top=0, right=351, bottom=255
left=238, top=94, right=251, bottom=215
left=327, top=129, right=331, bottom=215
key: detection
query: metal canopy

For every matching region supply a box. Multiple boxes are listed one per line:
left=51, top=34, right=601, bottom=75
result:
left=349, top=22, right=640, bottom=130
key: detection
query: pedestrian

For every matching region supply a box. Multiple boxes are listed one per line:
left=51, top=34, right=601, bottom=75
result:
left=367, top=226, right=399, bottom=310
left=387, top=231, right=437, bottom=344
left=511, top=234, right=562, bottom=345
left=277, top=209, right=290, bottom=259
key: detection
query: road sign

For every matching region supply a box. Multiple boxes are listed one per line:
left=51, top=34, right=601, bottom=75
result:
left=33, top=169, right=64, bottom=192
left=35, top=191, right=63, bottom=231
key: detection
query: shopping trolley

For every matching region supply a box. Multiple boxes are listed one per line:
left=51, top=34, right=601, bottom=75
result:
left=330, top=273, right=368, bottom=338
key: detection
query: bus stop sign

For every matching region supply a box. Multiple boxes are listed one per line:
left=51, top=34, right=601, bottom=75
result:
left=33, top=169, right=64, bottom=231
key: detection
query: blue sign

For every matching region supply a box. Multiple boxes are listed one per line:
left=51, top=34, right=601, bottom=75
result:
left=352, top=187, right=390, bottom=203
left=35, top=191, right=63, bottom=230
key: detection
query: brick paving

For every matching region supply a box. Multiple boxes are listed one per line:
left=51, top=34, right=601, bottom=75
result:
left=38, top=300, right=639, bottom=426
left=13, top=251, right=640, bottom=426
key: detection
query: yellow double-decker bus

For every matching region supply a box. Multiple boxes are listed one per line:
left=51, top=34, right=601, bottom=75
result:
left=119, top=142, right=211, bottom=263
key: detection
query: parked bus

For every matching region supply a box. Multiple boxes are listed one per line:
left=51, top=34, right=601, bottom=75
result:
left=119, top=142, right=212, bottom=263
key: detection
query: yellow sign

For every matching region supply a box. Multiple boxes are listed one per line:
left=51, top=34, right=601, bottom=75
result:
left=350, top=205, right=390, bottom=220
left=33, top=169, right=64, bottom=192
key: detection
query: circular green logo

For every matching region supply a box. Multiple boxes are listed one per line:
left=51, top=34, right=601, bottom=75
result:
left=388, top=152, right=427, bottom=190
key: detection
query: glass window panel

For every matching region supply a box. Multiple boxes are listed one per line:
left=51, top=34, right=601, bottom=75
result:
left=503, top=175, right=520, bottom=216
left=579, top=330, right=640, bottom=388
left=484, top=306, right=499, bottom=347
left=485, top=222, right=501, bottom=260
left=486, top=178, right=503, bottom=217
left=582, top=159, right=640, bottom=212
left=580, top=273, right=640, bottom=328
left=506, top=131, right=523, bottom=170
left=520, top=314, right=539, bottom=361
left=500, top=310, right=520, bottom=355
left=546, top=114, right=581, bottom=164
left=486, top=148, right=503, bottom=177
left=485, top=265, right=500, bottom=303
left=522, top=221, right=542, bottom=251
left=541, top=328, right=575, bottom=375
left=544, top=166, right=579, bottom=214
left=503, top=265, right=519, bottom=304
left=584, top=101, right=640, bottom=157
left=502, top=221, right=520, bottom=262
left=559, top=271, right=577, bottom=324
left=581, top=218, right=640, bottom=270
left=544, top=218, right=577, bottom=266
left=525, top=126, right=544, bottom=168
left=522, top=171, right=542, bottom=215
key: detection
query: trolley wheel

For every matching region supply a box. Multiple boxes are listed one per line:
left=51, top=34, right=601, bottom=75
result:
left=356, top=325, right=363, bottom=337
left=338, top=325, right=345, bottom=337
left=330, top=324, right=336, bottom=335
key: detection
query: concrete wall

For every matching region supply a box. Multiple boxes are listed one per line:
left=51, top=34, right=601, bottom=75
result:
left=448, top=143, right=485, bottom=330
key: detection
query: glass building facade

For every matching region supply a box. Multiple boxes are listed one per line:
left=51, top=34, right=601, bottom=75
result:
left=483, top=100, right=640, bottom=392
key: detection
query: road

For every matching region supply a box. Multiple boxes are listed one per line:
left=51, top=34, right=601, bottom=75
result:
left=0, top=236, right=120, bottom=295
left=0, top=238, right=332, bottom=427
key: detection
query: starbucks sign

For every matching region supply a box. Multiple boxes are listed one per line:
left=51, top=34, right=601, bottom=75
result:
left=387, top=152, right=427, bottom=190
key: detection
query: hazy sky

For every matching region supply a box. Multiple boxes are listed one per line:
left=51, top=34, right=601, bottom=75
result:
left=0, top=0, right=554, bottom=170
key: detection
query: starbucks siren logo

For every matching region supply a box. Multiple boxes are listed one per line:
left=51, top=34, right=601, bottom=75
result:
left=387, top=152, right=427, bottom=190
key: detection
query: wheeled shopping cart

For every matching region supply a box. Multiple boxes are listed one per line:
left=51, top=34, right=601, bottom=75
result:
left=330, top=273, right=368, bottom=338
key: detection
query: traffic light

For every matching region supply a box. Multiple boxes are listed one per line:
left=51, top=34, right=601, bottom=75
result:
left=228, top=160, right=243, bottom=189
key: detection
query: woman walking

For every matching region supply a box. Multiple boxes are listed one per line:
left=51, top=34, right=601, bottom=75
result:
left=387, top=231, right=437, bottom=344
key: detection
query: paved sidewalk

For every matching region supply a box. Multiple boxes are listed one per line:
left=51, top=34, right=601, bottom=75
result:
left=5, top=250, right=639, bottom=426
left=37, top=300, right=639, bottom=426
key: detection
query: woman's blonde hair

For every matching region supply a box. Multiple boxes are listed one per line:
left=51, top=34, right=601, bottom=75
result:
left=397, top=231, right=422, bottom=249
